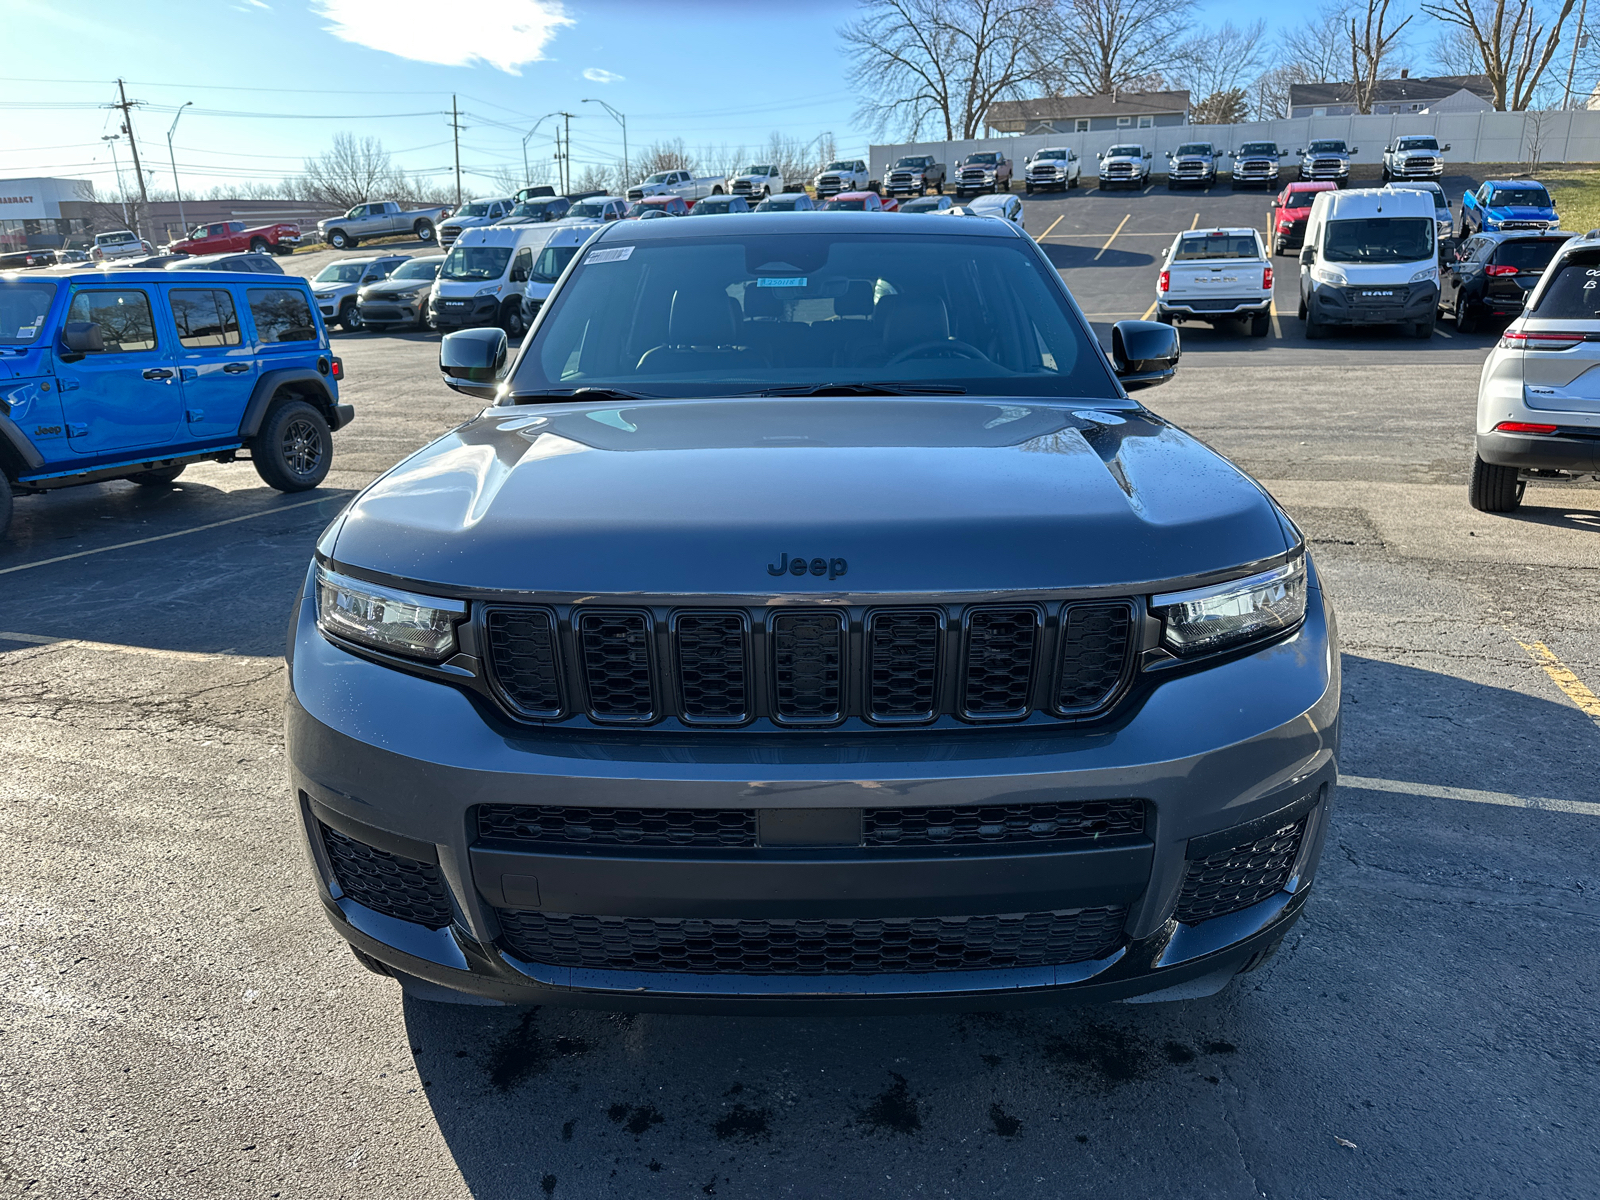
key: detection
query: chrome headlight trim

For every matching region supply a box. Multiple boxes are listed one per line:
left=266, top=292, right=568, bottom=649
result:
left=315, top=564, right=468, bottom=661
left=1152, top=558, right=1308, bottom=656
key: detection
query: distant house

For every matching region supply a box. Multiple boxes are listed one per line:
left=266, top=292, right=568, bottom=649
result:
left=985, top=91, right=1191, bottom=135
left=1288, top=73, right=1495, bottom=117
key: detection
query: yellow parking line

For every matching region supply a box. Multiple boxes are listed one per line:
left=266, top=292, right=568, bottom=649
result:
left=1190, top=212, right=1200, bottom=230
left=1094, top=214, right=1131, bottom=260
left=1036, top=214, right=1065, bottom=241
left=1270, top=303, right=1282, bottom=338
left=1140, top=301, right=1158, bottom=320
left=0, top=495, right=339, bottom=577
left=1519, top=640, right=1600, bottom=727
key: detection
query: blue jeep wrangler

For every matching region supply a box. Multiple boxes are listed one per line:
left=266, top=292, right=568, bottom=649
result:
left=0, top=270, right=351, bottom=536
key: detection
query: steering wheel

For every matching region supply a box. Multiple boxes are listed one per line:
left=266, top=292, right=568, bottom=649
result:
left=887, top=338, right=989, bottom=366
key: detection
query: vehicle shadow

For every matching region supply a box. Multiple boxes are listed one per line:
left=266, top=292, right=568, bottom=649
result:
left=1037, top=243, right=1156, bottom=270
left=397, top=653, right=1600, bottom=1198
left=1495, top=502, right=1600, bottom=529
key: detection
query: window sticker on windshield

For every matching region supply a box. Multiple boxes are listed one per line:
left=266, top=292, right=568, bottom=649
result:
left=586, top=246, right=634, bottom=264
left=757, top=277, right=806, bottom=287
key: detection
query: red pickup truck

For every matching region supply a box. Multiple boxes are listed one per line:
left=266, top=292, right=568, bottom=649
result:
left=168, top=220, right=301, bottom=257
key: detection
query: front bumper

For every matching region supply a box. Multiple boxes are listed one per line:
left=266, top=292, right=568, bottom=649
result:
left=431, top=294, right=502, bottom=329
left=1391, top=161, right=1443, bottom=178
left=1301, top=164, right=1349, bottom=180
left=286, top=567, right=1340, bottom=1011
left=1477, top=429, right=1600, bottom=473
left=359, top=296, right=428, bottom=325
left=1309, top=280, right=1438, bottom=326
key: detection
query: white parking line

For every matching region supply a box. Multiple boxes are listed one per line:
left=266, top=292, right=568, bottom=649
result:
left=1341, top=774, right=1600, bottom=818
left=1094, top=215, right=1131, bottom=260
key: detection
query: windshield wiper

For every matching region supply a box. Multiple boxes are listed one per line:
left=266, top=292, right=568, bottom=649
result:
left=506, top=386, right=653, bottom=404
left=752, top=382, right=967, bottom=396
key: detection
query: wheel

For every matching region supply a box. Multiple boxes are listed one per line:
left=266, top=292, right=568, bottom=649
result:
left=350, top=945, right=391, bottom=976
left=1003, top=177, right=1012, bottom=191
left=364, top=322, right=392, bottom=334
left=501, top=299, right=526, bottom=338
left=1156, top=310, right=1173, bottom=325
left=1166, top=179, right=1174, bottom=190
left=1304, top=307, right=1325, bottom=339
left=935, top=180, right=943, bottom=194
left=1297, top=292, right=1307, bottom=320
left=1273, top=239, right=1285, bottom=255
left=128, top=465, right=186, bottom=487
left=1413, top=316, right=1435, bottom=339
left=338, top=300, right=363, bottom=332
left=252, top=399, right=332, bottom=493
left=1381, top=166, right=1390, bottom=182
left=1025, top=184, right=1033, bottom=194
left=249, top=237, right=268, bottom=254
left=1468, top=453, right=1524, bottom=512
left=1250, top=312, right=1271, bottom=337
left=1455, top=301, right=1478, bottom=334
left=0, top=466, right=11, bottom=539
left=413, top=219, right=435, bottom=242
left=327, top=229, right=349, bottom=250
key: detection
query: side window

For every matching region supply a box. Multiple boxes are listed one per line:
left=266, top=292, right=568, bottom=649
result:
left=170, top=289, right=242, bottom=348
left=65, top=290, right=156, bottom=353
left=230, top=222, right=245, bottom=234
left=510, top=247, right=533, bottom=282
left=207, top=224, right=227, bottom=238
left=247, top=287, right=318, bottom=343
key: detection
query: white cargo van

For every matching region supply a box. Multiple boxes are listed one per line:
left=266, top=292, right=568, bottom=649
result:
left=429, top=224, right=558, bottom=336
left=518, top=224, right=599, bottom=328
left=1298, top=186, right=1440, bottom=338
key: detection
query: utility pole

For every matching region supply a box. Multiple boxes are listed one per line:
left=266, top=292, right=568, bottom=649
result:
left=558, top=111, right=577, bottom=193
left=448, top=95, right=465, bottom=206
left=582, top=98, right=628, bottom=192
left=113, top=78, right=150, bottom=239
left=1564, top=0, right=1591, bottom=109
left=166, top=101, right=193, bottom=241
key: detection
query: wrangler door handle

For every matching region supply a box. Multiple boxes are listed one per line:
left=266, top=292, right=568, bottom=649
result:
left=142, top=368, right=174, bottom=380
left=222, top=363, right=251, bottom=374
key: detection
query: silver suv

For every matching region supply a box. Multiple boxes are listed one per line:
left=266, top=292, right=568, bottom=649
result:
left=1471, top=230, right=1600, bottom=511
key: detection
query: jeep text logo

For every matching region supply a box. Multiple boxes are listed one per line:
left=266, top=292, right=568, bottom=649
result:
left=767, top=552, right=847, bottom=581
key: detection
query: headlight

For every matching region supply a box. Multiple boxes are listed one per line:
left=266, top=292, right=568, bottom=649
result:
left=1311, top=265, right=1348, bottom=286
left=476, top=284, right=502, bottom=297
left=1410, top=266, right=1438, bottom=283
left=1153, top=558, right=1307, bottom=655
left=315, top=565, right=466, bottom=660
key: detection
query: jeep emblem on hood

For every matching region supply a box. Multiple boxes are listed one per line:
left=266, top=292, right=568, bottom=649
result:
left=767, top=553, right=847, bottom=580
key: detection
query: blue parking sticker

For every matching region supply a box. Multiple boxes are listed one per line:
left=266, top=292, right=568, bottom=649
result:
left=757, top=277, right=807, bottom=287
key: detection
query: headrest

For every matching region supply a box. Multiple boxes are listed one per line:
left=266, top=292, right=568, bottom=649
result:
left=669, top=285, right=738, bottom=346
left=742, top=284, right=783, bottom=320
left=876, top=294, right=949, bottom=346
left=835, top=279, right=874, bottom=317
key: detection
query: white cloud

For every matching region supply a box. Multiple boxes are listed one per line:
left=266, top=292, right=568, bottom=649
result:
left=245, top=0, right=271, bottom=9
left=314, top=0, right=572, bottom=74
left=582, top=67, right=623, bottom=84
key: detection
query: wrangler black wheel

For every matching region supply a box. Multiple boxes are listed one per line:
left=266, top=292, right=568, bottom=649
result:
left=253, top=399, right=331, bottom=493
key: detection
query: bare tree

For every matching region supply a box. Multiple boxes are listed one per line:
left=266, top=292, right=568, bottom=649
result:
left=1029, top=0, right=1198, bottom=97
left=633, top=139, right=697, bottom=178
left=1252, top=62, right=1316, bottom=118
left=300, top=133, right=392, bottom=209
left=841, top=0, right=1037, bottom=139
left=1421, top=0, right=1579, bottom=109
left=1348, top=0, right=1414, bottom=112
left=1175, top=21, right=1269, bottom=101
left=1281, top=4, right=1358, bottom=81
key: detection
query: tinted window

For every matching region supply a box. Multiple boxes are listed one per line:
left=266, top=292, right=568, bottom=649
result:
left=515, top=231, right=1117, bottom=399
left=247, top=288, right=318, bottom=343
left=171, top=289, right=242, bottom=348
left=1239, top=143, right=1277, bottom=154
left=1034, top=150, right=1068, bottom=160
left=1172, top=233, right=1258, bottom=260
left=532, top=245, right=579, bottom=282
left=1530, top=255, right=1600, bottom=316
left=1175, top=144, right=1210, bottom=155
left=1309, top=141, right=1347, bottom=153
left=0, top=282, right=55, bottom=345
left=1397, top=137, right=1438, bottom=151
left=965, top=153, right=1000, bottom=164
left=510, top=247, right=534, bottom=282
left=1494, top=238, right=1569, bottom=273
left=390, top=258, right=441, bottom=281
left=441, top=245, right=513, bottom=280
left=824, top=199, right=869, bottom=211
left=1322, top=218, right=1433, bottom=263
left=66, top=290, right=156, bottom=352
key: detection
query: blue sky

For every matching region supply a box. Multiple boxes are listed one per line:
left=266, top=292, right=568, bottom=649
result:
left=5, top=0, right=1288, bottom=197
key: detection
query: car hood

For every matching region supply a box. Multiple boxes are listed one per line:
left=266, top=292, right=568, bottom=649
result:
left=329, top=398, right=1293, bottom=594
left=311, top=281, right=353, bottom=294
left=1487, top=206, right=1557, bottom=220
left=363, top=277, right=432, bottom=297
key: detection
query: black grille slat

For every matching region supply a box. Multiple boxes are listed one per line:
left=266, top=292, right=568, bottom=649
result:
left=579, top=612, right=654, bottom=721
left=478, top=804, right=757, bottom=847
left=320, top=823, right=453, bottom=929
left=496, top=907, right=1128, bottom=974
left=1056, top=602, right=1134, bottom=714
left=864, top=799, right=1144, bottom=846
left=963, top=606, right=1038, bottom=718
left=1173, top=818, right=1306, bottom=924
left=772, top=611, right=844, bottom=723
left=868, top=610, right=941, bottom=722
left=675, top=613, right=749, bottom=723
left=485, top=608, right=563, bottom=717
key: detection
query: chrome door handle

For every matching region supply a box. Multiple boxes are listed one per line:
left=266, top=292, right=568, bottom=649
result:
left=142, top=368, right=174, bottom=380
left=222, top=363, right=251, bottom=374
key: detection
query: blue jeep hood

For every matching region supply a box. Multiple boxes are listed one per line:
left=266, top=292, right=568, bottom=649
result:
left=329, top=398, right=1292, bottom=595
left=1488, top=205, right=1557, bottom=222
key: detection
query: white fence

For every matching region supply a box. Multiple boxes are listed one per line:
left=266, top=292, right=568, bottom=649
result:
left=872, top=109, right=1600, bottom=181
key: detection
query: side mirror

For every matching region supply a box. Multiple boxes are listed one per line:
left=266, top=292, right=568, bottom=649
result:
left=1110, top=320, right=1180, bottom=391
left=1299, top=247, right=1315, bottom=267
left=1296, top=148, right=1305, bottom=156
left=440, top=327, right=509, bottom=399
left=62, top=321, right=104, bottom=354
left=1350, top=147, right=1359, bottom=154
left=1443, top=144, right=1452, bottom=152
left=1096, top=152, right=1104, bottom=160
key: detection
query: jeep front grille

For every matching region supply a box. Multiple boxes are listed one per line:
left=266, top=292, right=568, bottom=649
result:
left=481, top=599, right=1139, bottom=728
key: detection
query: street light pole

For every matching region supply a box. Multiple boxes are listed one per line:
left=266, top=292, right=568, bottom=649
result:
left=102, top=135, right=129, bottom=226
left=523, top=112, right=562, bottom=189
left=167, top=101, right=193, bottom=240
left=582, top=98, right=628, bottom=192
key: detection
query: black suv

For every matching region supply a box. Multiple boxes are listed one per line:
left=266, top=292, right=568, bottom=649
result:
left=1440, top=230, right=1575, bottom=333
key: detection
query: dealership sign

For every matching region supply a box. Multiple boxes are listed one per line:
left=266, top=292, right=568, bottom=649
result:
left=0, top=178, right=87, bottom=221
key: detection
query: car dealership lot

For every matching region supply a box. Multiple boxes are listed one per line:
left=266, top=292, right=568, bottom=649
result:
left=3, top=199, right=1598, bottom=1199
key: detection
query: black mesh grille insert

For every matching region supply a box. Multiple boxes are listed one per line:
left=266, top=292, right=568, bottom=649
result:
left=1173, top=818, right=1306, bottom=924
left=496, top=907, right=1128, bottom=974
left=868, top=609, right=940, bottom=721
left=485, top=608, right=563, bottom=717
left=578, top=612, right=654, bottom=720
left=864, top=799, right=1145, bottom=846
left=675, top=613, right=748, bottom=723
left=963, top=606, right=1038, bottom=718
left=771, top=610, right=844, bottom=722
left=320, top=823, right=453, bottom=929
left=1057, top=602, right=1134, bottom=713
left=478, top=804, right=757, bottom=847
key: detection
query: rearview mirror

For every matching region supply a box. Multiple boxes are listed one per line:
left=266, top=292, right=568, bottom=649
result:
left=440, top=327, right=509, bottom=399
left=62, top=321, right=104, bottom=354
left=1110, top=320, right=1180, bottom=391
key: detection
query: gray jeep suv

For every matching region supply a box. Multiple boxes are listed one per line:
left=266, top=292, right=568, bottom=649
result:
left=286, top=213, right=1339, bottom=1011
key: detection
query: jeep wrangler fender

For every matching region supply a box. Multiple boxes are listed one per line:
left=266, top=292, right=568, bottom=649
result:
left=240, top=369, right=346, bottom=440
left=0, top=410, right=46, bottom=476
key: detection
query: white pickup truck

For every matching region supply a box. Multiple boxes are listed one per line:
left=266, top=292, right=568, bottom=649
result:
left=1155, top=226, right=1274, bottom=337
left=625, top=169, right=728, bottom=204
left=729, top=164, right=785, bottom=200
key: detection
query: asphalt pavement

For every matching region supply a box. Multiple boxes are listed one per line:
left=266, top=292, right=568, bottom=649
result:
left=3, top=188, right=1597, bottom=1200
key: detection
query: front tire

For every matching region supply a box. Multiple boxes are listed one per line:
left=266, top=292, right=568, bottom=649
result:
left=1413, top=315, right=1435, bottom=339
left=413, top=220, right=435, bottom=243
left=1304, top=305, right=1325, bottom=339
left=253, top=399, right=331, bottom=493
left=128, top=465, right=186, bottom=487
left=501, top=299, right=526, bottom=338
left=338, top=300, right=363, bottom=332
left=327, top=230, right=350, bottom=250
left=0, top=466, right=12, bottom=539
left=1455, top=300, right=1478, bottom=334
left=249, top=237, right=268, bottom=254
left=1468, top=454, right=1524, bottom=512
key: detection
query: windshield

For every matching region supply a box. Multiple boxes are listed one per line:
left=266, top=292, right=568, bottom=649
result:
left=823, top=198, right=868, bottom=211
left=756, top=196, right=804, bottom=211
left=390, top=259, right=441, bottom=281
left=314, top=263, right=368, bottom=283
left=689, top=199, right=733, bottom=214
left=511, top=231, right=1118, bottom=399
left=458, top=204, right=490, bottom=218
left=98, top=232, right=136, bottom=245
left=1240, top=143, right=1277, bottom=155
left=894, top=158, right=929, bottom=167
left=1172, top=233, right=1259, bottom=260
left=1490, top=186, right=1552, bottom=208
left=1175, top=144, right=1211, bottom=156
left=744, top=165, right=775, bottom=176
left=964, top=153, right=1000, bottom=164
left=531, top=244, right=579, bottom=283
left=508, top=200, right=560, bottom=220
left=902, top=197, right=945, bottom=212
left=0, top=282, right=55, bottom=345
left=1397, top=137, right=1438, bottom=151
left=440, top=245, right=513, bottom=281
left=1309, top=141, right=1348, bottom=154
left=627, top=201, right=675, bottom=217
left=568, top=200, right=613, bottom=219
left=1034, top=150, right=1067, bottom=160
left=644, top=173, right=674, bottom=185
left=1107, top=146, right=1141, bottom=158
left=824, top=161, right=855, bottom=172
left=1322, top=217, right=1434, bottom=263
left=1494, top=238, right=1569, bottom=273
